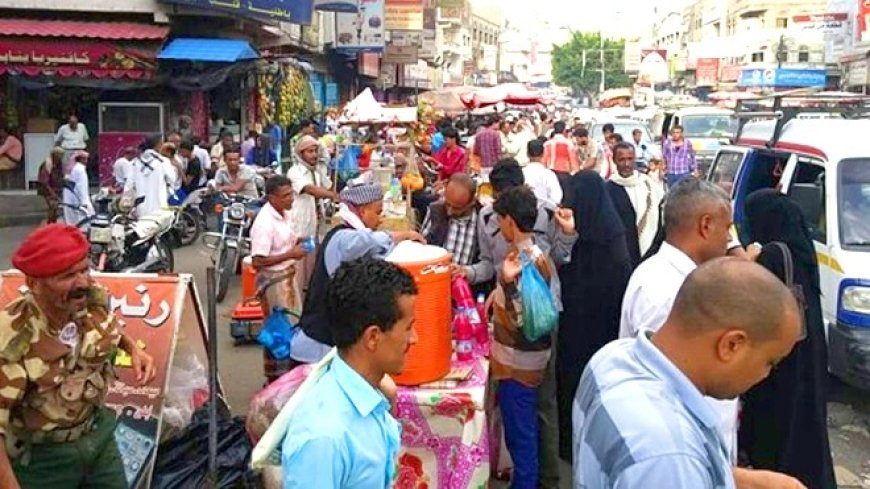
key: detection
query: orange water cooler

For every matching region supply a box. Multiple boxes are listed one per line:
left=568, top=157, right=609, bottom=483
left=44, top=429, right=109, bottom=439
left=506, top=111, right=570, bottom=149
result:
left=387, top=248, right=453, bottom=386
left=241, top=256, right=257, bottom=299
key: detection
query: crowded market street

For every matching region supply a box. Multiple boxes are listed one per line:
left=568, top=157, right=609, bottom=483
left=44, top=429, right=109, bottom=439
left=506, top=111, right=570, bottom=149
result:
left=0, top=224, right=868, bottom=488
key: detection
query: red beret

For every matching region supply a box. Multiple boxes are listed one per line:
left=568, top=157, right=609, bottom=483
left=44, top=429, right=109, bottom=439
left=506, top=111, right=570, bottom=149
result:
left=12, top=224, right=90, bottom=278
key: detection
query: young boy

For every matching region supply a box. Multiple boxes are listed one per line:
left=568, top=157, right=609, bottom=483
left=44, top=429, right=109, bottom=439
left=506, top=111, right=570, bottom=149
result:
left=490, top=186, right=557, bottom=489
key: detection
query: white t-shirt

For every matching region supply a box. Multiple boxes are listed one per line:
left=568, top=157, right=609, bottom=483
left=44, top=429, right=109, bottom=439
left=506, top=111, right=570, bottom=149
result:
left=522, top=162, right=563, bottom=206
left=287, top=162, right=332, bottom=237
left=113, top=157, right=132, bottom=186
left=193, top=145, right=212, bottom=185
left=55, top=123, right=89, bottom=150
left=619, top=241, right=739, bottom=463
left=62, top=163, right=94, bottom=225
left=125, top=149, right=174, bottom=217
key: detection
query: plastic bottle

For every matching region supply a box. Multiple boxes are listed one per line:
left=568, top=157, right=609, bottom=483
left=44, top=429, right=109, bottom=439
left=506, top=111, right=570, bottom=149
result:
left=390, top=176, right=402, bottom=202
left=451, top=276, right=481, bottom=324
left=454, top=313, right=474, bottom=362
left=474, top=293, right=490, bottom=356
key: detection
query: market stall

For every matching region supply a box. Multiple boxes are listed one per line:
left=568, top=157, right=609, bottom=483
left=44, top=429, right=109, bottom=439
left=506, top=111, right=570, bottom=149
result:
left=331, top=88, right=424, bottom=231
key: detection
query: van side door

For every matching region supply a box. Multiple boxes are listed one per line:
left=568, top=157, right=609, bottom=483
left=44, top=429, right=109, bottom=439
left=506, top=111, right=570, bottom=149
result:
left=781, top=155, right=834, bottom=316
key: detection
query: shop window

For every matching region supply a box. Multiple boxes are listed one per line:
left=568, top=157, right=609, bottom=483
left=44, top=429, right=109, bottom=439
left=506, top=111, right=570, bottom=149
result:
left=751, top=52, right=764, bottom=62
left=776, top=18, right=788, bottom=29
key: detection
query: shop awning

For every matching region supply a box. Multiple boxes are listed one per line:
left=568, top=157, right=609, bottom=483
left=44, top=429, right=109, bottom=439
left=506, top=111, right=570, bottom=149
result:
left=0, top=19, right=167, bottom=80
left=157, top=38, right=259, bottom=63
left=0, top=19, right=168, bottom=40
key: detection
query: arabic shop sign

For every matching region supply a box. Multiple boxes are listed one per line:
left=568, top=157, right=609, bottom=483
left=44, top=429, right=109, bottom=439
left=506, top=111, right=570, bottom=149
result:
left=162, top=0, right=315, bottom=25
left=738, top=67, right=827, bottom=88
left=0, top=39, right=159, bottom=79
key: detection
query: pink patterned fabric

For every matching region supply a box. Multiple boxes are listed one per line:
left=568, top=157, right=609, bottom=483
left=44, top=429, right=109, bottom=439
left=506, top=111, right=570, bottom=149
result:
left=394, top=358, right=491, bottom=489
left=191, top=91, right=209, bottom=141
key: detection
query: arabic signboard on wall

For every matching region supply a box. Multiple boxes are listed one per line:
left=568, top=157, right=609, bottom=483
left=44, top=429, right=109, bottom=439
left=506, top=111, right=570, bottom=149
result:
left=696, top=58, right=719, bottom=87
left=161, top=0, right=315, bottom=25
left=385, top=0, right=423, bottom=30
left=793, top=12, right=848, bottom=32
left=859, top=0, right=870, bottom=42
left=383, top=44, right=419, bottom=64
left=0, top=272, right=210, bottom=489
left=0, top=39, right=159, bottom=79
left=336, top=0, right=385, bottom=52
left=720, top=64, right=742, bottom=82
left=738, top=67, right=827, bottom=87
left=420, top=7, right=437, bottom=59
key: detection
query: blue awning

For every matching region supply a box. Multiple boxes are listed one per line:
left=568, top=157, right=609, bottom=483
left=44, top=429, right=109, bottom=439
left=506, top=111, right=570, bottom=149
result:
left=157, top=38, right=259, bottom=63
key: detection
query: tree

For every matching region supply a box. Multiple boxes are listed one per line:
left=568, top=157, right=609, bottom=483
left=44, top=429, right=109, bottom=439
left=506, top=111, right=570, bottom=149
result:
left=551, top=32, right=630, bottom=96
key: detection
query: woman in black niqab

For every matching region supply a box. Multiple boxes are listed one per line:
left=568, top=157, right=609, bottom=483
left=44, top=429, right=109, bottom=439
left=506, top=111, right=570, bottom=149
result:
left=740, top=189, right=836, bottom=489
left=556, top=171, right=633, bottom=461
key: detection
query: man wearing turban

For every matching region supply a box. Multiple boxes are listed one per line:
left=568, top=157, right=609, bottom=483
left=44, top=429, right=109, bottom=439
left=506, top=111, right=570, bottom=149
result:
left=290, top=182, right=425, bottom=368
left=0, top=224, right=156, bottom=488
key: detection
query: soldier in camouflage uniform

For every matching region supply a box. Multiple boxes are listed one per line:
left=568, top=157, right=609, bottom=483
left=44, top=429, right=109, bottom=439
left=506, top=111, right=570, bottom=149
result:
left=0, top=224, right=156, bottom=489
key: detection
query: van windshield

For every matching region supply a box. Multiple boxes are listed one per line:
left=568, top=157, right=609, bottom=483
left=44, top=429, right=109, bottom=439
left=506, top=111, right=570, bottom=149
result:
left=839, top=158, right=870, bottom=248
left=681, top=115, right=737, bottom=139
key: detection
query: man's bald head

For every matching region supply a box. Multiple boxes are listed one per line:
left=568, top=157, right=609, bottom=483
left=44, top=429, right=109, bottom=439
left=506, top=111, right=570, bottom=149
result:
left=669, top=257, right=800, bottom=342
left=658, top=257, right=803, bottom=400
left=444, top=173, right=477, bottom=217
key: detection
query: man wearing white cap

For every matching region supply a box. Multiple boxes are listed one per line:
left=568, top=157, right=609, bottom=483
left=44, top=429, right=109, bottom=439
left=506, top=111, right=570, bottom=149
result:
left=291, top=182, right=425, bottom=366
left=287, top=135, right=339, bottom=302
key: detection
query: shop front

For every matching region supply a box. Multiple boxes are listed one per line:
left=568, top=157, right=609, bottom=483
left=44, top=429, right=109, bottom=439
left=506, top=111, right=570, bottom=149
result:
left=0, top=18, right=168, bottom=190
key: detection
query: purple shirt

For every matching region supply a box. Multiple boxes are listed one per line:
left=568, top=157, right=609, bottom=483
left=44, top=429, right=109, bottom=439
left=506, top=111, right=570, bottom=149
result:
left=473, top=127, right=502, bottom=168
left=662, top=138, right=696, bottom=175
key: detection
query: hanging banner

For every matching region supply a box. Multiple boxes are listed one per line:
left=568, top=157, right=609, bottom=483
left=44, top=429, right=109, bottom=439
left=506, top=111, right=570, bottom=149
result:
left=385, top=0, right=423, bottom=30
left=420, top=7, right=437, bottom=59
left=0, top=272, right=211, bottom=489
left=696, top=58, right=720, bottom=87
left=161, top=0, right=315, bottom=25
left=336, top=0, right=385, bottom=52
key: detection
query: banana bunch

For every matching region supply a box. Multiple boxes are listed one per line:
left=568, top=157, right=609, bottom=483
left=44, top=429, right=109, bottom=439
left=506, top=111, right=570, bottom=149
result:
left=276, top=65, right=313, bottom=127
left=257, top=72, right=278, bottom=124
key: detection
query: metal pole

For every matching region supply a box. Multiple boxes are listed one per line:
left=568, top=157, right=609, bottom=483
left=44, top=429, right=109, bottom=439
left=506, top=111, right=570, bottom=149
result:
left=206, top=266, right=218, bottom=487
left=599, top=32, right=606, bottom=94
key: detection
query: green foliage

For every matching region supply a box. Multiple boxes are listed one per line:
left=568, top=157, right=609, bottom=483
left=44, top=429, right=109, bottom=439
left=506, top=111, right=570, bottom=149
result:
left=551, top=32, right=630, bottom=95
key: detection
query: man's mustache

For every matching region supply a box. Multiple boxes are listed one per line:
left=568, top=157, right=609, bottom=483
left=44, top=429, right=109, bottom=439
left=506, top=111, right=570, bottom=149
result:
left=68, top=288, right=89, bottom=300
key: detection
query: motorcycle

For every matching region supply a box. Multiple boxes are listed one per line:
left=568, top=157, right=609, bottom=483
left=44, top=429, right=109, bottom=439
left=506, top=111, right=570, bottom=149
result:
left=168, top=187, right=208, bottom=247
left=202, top=192, right=261, bottom=302
left=61, top=183, right=175, bottom=273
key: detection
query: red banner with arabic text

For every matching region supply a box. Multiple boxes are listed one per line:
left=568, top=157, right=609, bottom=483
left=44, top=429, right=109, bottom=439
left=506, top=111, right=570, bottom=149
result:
left=0, top=38, right=159, bottom=79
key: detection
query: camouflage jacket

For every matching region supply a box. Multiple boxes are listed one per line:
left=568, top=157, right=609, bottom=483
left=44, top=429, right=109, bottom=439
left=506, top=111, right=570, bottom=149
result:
left=0, top=286, right=122, bottom=441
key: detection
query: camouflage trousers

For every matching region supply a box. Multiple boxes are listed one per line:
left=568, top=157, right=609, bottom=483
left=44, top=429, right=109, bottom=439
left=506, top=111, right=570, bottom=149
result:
left=13, top=408, right=127, bottom=489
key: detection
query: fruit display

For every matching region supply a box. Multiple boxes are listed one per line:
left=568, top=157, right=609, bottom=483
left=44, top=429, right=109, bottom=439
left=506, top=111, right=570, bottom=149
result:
left=400, top=173, right=424, bottom=191
left=256, top=62, right=313, bottom=127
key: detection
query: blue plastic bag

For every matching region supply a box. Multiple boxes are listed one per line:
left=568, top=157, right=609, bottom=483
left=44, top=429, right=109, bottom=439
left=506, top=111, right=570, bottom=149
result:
left=337, top=146, right=361, bottom=181
left=257, top=307, right=297, bottom=360
left=519, top=252, right=558, bottom=342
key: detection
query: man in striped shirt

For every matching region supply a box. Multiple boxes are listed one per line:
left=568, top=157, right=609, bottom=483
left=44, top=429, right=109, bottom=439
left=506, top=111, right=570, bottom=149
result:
left=472, top=116, right=502, bottom=171
left=573, top=258, right=807, bottom=489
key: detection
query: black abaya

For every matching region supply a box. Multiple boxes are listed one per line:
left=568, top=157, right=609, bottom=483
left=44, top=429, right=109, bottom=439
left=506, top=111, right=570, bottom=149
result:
left=556, top=171, right=633, bottom=461
left=740, top=189, right=836, bottom=489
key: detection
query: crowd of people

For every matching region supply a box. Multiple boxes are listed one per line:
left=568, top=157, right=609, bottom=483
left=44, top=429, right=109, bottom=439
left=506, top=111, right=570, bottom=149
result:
left=0, top=106, right=838, bottom=489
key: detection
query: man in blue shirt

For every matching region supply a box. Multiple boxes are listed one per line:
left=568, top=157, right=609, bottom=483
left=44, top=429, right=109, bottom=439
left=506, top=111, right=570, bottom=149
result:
left=282, top=257, right=419, bottom=488
left=573, top=258, right=807, bottom=489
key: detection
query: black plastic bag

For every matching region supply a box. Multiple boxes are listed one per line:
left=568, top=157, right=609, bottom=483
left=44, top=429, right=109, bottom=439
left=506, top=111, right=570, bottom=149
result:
left=151, top=402, right=257, bottom=489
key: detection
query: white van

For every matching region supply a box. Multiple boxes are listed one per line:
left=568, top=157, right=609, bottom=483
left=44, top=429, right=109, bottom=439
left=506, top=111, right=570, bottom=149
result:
left=707, top=118, right=870, bottom=390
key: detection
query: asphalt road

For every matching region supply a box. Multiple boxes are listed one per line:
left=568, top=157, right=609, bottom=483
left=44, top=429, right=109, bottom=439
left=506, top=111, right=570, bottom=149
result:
left=1, top=224, right=868, bottom=488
